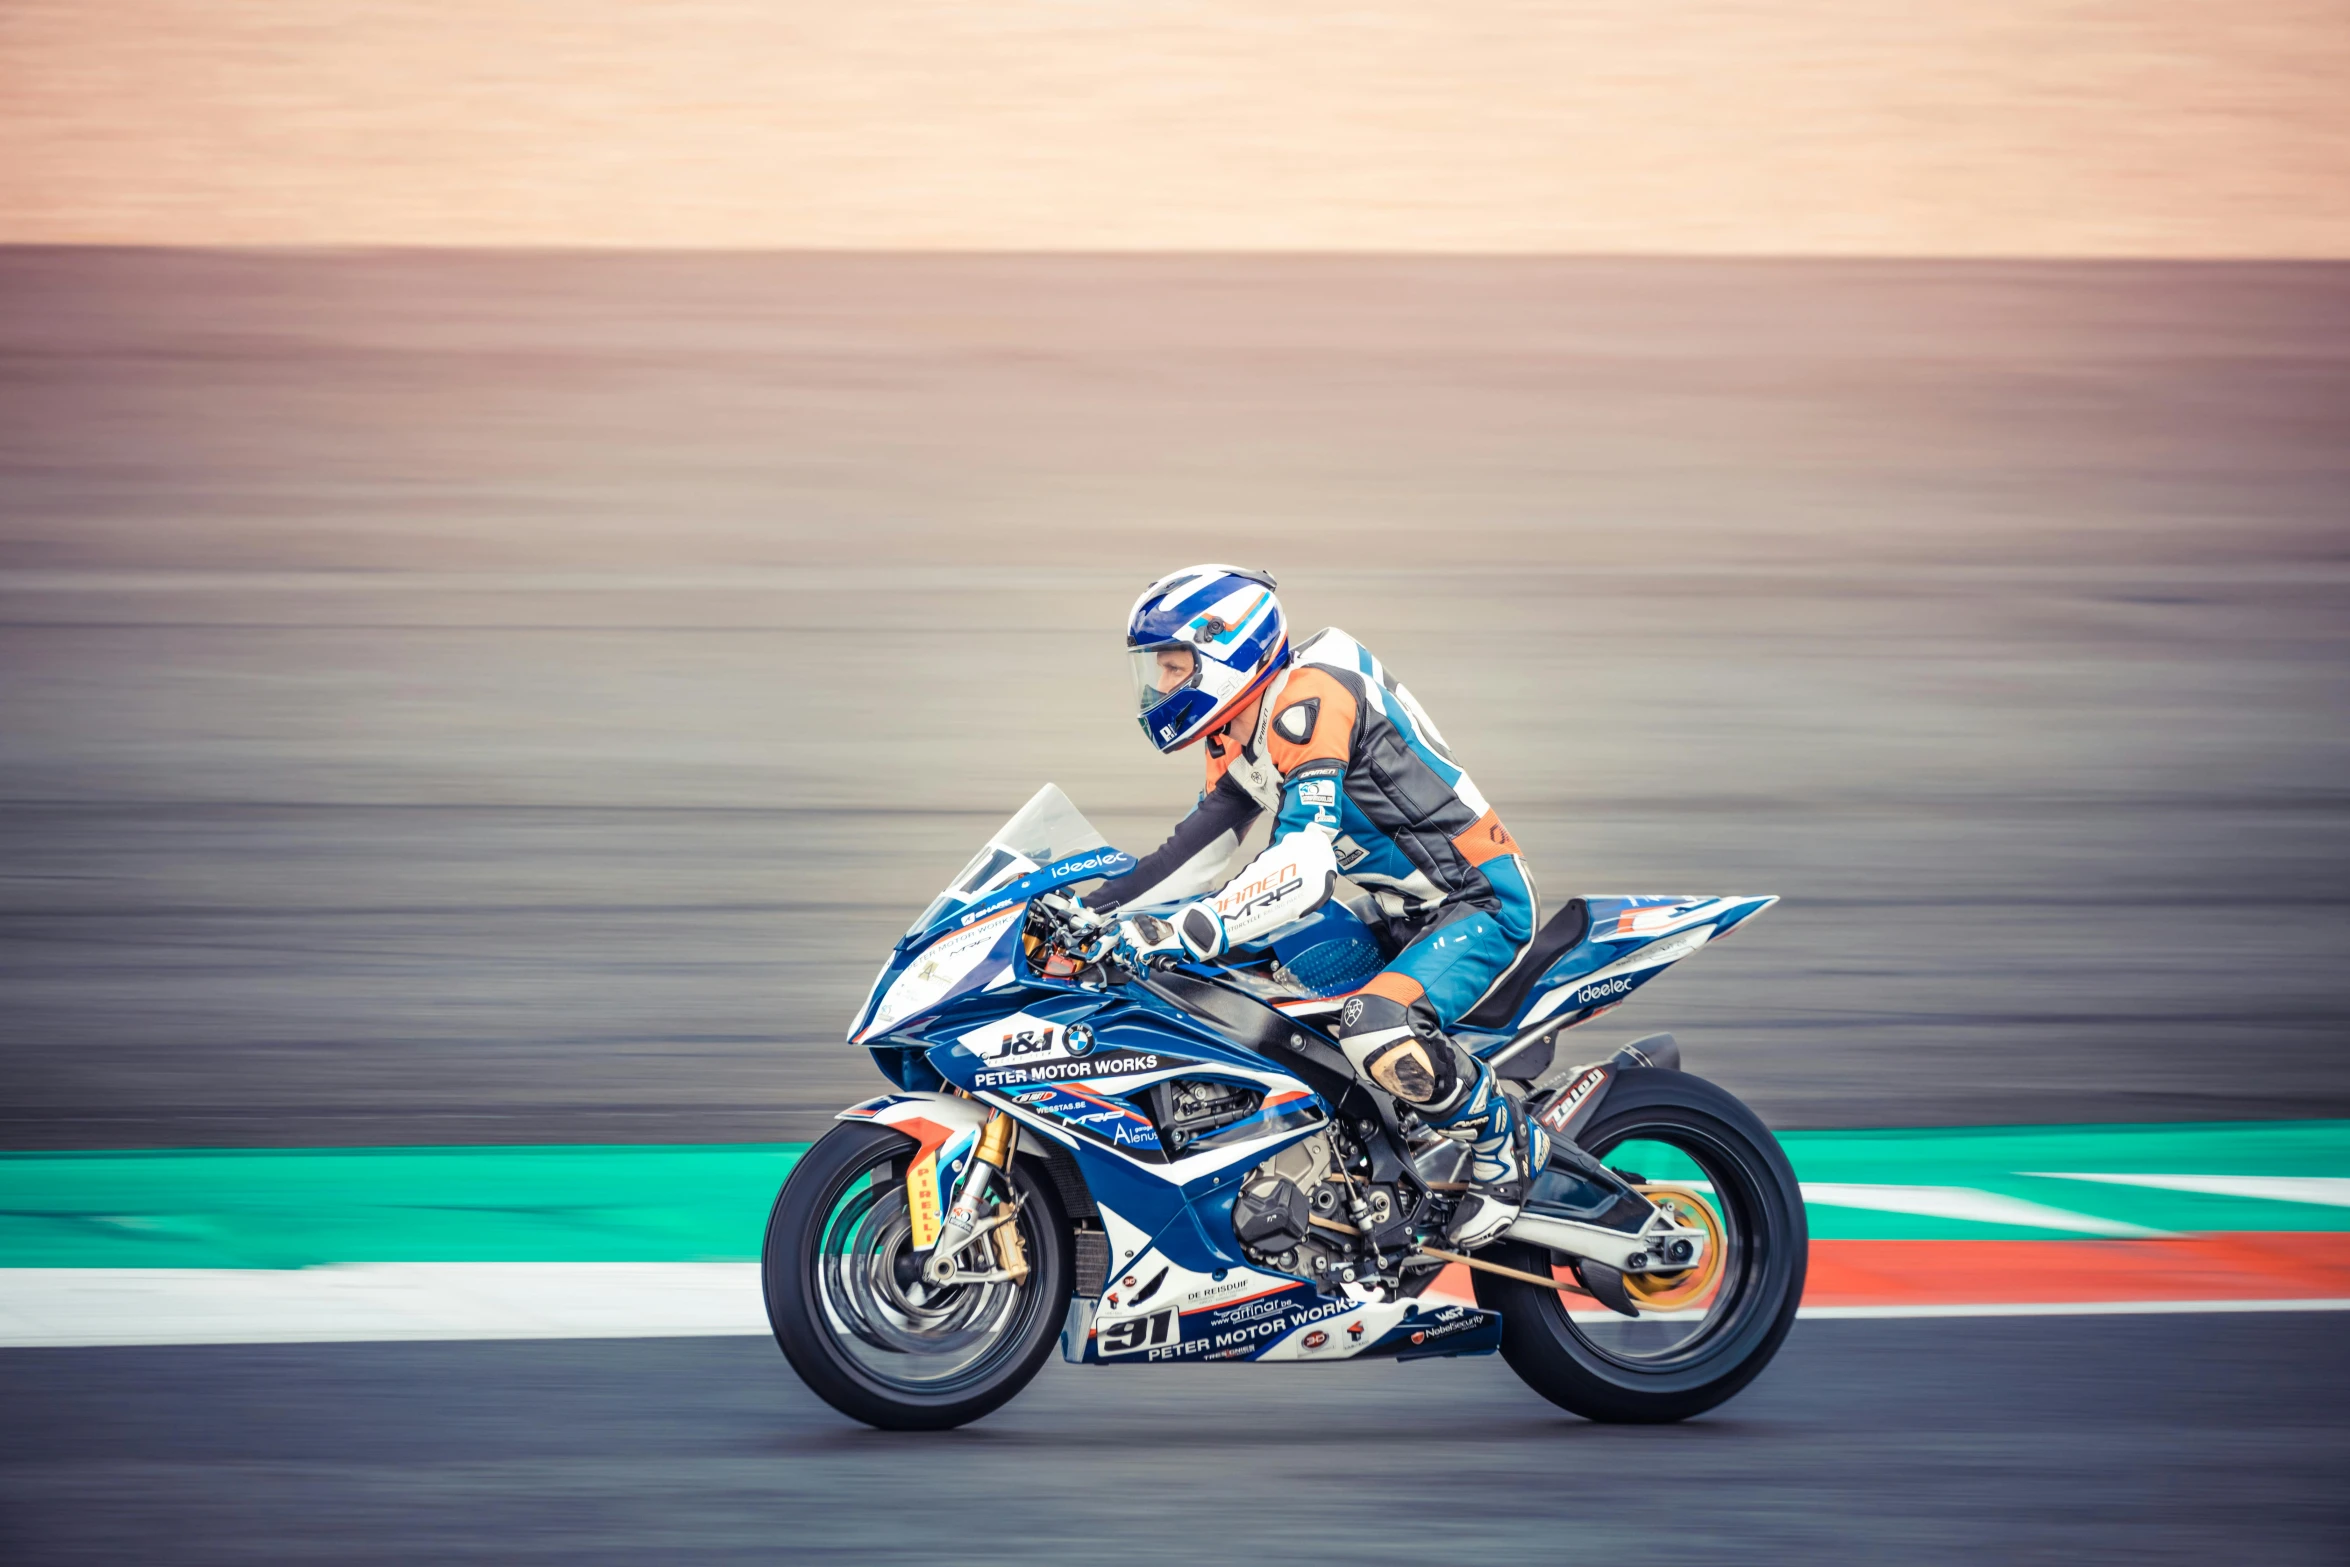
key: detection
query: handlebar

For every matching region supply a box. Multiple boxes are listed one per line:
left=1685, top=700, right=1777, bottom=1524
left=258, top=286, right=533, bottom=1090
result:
left=1029, top=892, right=1186, bottom=980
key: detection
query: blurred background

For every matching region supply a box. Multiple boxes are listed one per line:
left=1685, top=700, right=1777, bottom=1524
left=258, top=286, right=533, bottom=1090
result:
left=1, top=1, right=2347, bottom=1152
left=5, top=4, right=2350, bottom=1560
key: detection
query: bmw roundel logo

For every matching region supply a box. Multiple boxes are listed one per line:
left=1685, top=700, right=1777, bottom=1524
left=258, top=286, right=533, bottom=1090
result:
left=1064, top=1023, right=1095, bottom=1057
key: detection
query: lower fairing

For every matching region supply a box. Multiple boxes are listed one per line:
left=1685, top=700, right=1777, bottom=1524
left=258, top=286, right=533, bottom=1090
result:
left=1065, top=1254, right=1501, bottom=1366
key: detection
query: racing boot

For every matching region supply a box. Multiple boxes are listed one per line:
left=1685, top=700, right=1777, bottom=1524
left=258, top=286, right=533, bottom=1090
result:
left=1421, top=1057, right=1551, bottom=1250
left=1336, top=988, right=1549, bottom=1251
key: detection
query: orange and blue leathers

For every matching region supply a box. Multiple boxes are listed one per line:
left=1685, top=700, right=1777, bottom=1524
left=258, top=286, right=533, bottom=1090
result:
left=1095, top=625, right=1538, bottom=1033
left=1095, top=624, right=1545, bottom=1232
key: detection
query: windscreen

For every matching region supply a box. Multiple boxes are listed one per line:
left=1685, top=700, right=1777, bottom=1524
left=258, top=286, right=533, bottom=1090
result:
left=905, top=784, right=1113, bottom=936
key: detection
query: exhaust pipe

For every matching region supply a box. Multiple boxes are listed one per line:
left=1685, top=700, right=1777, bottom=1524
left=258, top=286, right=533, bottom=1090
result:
left=1611, top=1032, right=1679, bottom=1072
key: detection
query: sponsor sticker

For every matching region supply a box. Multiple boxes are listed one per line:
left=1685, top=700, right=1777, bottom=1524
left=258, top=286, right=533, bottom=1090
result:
left=1539, top=1067, right=1609, bottom=1134
left=1126, top=1293, right=1355, bottom=1363
left=905, top=1150, right=942, bottom=1250
left=1011, top=1083, right=1164, bottom=1151
left=1098, top=1306, right=1178, bottom=1356
left=1572, top=975, right=1639, bottom=1008
left=972, top=1048, right=1169, bottom=1090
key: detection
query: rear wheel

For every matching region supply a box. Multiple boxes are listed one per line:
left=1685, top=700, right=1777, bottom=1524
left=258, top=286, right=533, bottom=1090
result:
left=1475, top=1067, right=1806, bottom=1423
left=763, top=1121, right=1072, bottom=1430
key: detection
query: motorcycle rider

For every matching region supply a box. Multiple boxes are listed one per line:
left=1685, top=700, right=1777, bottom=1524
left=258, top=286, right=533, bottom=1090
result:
left=1084, top=564, right=1549, bottom=1248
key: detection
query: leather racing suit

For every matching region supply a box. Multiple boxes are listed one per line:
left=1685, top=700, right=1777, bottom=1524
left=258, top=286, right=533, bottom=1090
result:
left=1086, top=628, right=1543, bottom=1214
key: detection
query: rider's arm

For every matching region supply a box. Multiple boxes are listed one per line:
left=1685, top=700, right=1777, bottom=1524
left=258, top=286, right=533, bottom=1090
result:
left=1082, top=771, right=1261, bottom=913
left=1186, top=669, right=1360, bottom=955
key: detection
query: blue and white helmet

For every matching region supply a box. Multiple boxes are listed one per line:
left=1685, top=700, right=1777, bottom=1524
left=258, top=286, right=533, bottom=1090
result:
left=1126, top=565, right=1289, bottom=753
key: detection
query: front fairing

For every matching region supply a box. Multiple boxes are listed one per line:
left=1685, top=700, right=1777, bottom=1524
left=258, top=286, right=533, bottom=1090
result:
left=847, top=847, right=1137, bottom=1046
left=846, top=784, right=1134, bottom=1045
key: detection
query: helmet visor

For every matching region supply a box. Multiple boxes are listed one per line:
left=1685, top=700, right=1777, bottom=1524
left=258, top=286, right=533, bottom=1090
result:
left=1129, top=641, right=1202, bottom=714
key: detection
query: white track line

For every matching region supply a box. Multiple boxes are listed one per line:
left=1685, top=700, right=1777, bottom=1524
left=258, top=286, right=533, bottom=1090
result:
left=1798, top=1183, right=2165, bottom=1238
left=2, top=1266, right=2345, bottom=1348
left=0, top=1264, right=766, bottom=1348
left=2023, top=1173, right=2350, bottom=1208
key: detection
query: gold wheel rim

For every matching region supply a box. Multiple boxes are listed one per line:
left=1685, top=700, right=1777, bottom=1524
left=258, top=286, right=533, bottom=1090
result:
left=1623, top=1183, right=1726, bottom=1310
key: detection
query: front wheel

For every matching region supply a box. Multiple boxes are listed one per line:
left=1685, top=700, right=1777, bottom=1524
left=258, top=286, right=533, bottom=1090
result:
left=763, top=1121, right=1072, bottom=1430
left=1476, top=1067, right=1807, bottom=1423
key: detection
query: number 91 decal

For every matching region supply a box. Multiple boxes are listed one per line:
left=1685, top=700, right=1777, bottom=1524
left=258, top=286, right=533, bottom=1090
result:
left=1097, top=1307, right=1178, bottom=1356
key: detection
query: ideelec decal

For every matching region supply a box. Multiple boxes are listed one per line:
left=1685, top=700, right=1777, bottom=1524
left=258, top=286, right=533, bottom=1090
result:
left=1568, top=973, right=1642, bottom=1008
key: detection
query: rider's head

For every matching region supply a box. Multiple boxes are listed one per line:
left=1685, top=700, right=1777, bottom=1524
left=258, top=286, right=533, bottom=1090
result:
left=1126, top=565, right=1289, bottom=753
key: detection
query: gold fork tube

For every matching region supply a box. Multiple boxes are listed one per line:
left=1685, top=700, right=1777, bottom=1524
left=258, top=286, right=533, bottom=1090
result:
left=974, top=1109, right=1017, bottom=1170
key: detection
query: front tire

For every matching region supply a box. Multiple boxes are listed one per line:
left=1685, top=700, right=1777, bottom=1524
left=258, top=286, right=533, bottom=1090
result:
left=763, top=1121, right=1073, bottom=1431
left=1476, top=1067, right=1807, bottom=1423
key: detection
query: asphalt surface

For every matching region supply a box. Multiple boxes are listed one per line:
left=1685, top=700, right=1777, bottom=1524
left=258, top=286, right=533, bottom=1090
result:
left=3, top=252, right=2348, bottom=1147
left=0, top=1315, right=2342, bottom=1564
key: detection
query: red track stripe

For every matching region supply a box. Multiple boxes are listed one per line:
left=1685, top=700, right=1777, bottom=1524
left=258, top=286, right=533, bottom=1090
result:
left=1805, top=1234, right=2350, bottom=1307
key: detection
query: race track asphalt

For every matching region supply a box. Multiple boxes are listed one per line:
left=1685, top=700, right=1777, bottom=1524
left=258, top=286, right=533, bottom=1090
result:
left=3, top=1315, right=2345, bottom=1564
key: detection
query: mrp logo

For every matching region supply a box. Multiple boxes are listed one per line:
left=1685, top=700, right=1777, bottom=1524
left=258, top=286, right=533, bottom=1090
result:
left=1539, top=1067, right=1608, bottom=1134
left=1217, top=862, right=1304, bottom=923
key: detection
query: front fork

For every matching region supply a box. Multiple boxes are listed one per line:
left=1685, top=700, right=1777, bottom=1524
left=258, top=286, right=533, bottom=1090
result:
left=920, top=1108, right=1029, bottom=1286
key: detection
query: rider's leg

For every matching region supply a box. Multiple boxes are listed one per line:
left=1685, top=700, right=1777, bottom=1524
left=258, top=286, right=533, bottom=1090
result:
left=1335, top=903, right=1545, bottom=1247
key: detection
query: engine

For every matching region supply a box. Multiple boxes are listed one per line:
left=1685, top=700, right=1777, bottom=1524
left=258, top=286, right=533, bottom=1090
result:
left=1227, top=1123, right=1406, bottom=1286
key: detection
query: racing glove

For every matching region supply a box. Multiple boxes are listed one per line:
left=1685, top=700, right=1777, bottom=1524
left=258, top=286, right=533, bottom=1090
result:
left=1105, top=905, right=1230, bottom=969
left=1170, top=902, right=1228, bottom=961
left=1107, top=912, right=1186, bottom=969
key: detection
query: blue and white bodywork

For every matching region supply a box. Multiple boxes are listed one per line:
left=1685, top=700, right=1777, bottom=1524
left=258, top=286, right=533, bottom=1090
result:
left=842, top=784, right=1774, bottom=1368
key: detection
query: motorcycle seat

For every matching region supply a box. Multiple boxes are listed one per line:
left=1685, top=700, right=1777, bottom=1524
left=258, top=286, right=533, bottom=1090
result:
left=1456, top=897, right=1590, bottom=1032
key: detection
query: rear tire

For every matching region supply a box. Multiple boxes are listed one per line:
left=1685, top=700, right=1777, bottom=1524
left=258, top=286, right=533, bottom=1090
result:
left=1476, top=1067, right=1806, bottom=1423
left=763, top=1121, right=1073, bottom=1431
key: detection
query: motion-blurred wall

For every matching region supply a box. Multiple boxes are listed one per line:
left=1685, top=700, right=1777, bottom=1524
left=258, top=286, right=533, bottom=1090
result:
left=3, top=252, right=2345, bottom=1147
left=3, top=0, right=2347, bottom=253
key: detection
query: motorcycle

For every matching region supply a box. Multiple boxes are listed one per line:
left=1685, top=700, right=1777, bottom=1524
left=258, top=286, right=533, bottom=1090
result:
left=763, top=784, right=1806, bottom=1429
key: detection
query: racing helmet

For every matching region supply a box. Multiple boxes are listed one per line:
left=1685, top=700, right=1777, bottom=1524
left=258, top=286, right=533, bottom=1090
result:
left=1127, top=565, right=1289, bottom=753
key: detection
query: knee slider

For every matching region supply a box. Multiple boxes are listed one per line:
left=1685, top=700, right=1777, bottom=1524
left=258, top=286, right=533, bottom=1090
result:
left=1339, top=994, right=1462, bottom=1109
